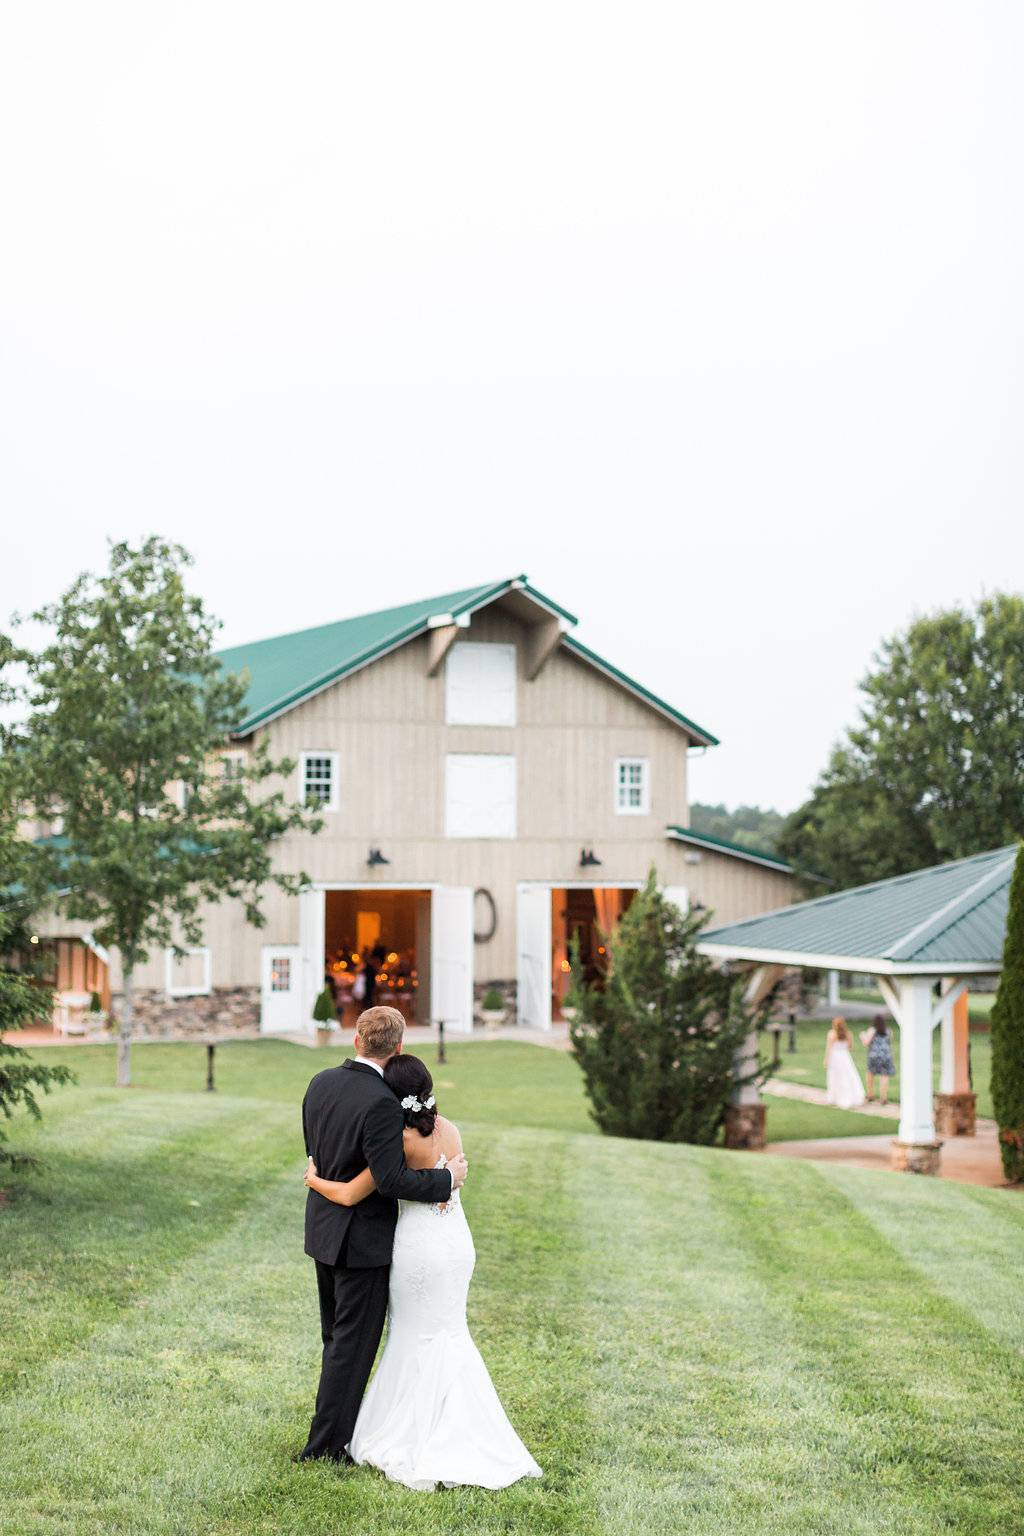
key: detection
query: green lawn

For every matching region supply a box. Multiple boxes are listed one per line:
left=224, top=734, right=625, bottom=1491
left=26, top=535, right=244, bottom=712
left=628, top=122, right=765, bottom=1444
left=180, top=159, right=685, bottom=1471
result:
left=771, top=1019, right=995, bottom=1121
left=2, top=1042, right=1021, bottom=1535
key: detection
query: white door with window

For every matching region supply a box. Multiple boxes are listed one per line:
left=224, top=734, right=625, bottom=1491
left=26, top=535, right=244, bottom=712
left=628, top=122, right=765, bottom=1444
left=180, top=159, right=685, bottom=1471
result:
left=260, top=946, right=302, bottom=1034
left=517, top=885, right=552, bottom=1030
left=430, top=886, right=474, bottom=1033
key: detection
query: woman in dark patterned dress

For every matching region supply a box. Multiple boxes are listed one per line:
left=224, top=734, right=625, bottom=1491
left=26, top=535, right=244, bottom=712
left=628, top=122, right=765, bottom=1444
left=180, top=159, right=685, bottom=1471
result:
left=860, top=1015, right=896, bottom=1104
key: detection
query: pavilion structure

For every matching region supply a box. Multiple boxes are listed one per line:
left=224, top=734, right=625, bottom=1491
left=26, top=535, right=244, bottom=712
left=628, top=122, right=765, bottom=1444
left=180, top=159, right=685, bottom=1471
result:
left=698, top=845, right=1016, bottom=1175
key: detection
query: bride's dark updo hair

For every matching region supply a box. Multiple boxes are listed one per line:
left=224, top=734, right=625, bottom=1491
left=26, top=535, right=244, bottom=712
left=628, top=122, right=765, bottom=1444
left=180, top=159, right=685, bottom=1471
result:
left=383, top=1054, right=437, bottom=1138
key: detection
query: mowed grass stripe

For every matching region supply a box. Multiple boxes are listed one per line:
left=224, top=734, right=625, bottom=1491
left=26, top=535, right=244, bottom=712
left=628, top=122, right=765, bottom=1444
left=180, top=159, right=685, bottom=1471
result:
left=576, top=1140, right=918, bottom=1536
left=1, top=1088, right=303, bottom=1395
left=0, top=1125, right=604, bottom=1536
left=713, top=1155, right=1024, bottom=1531
left=822, top=1164, right=1024, bottom=1353
left=574, top=1140, right=1024, bottom=1535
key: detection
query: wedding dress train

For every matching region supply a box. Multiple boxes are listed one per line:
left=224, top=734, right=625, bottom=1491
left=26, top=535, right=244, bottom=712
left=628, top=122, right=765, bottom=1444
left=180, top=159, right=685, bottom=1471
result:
left=347, top=1156, right=543, bottom=1491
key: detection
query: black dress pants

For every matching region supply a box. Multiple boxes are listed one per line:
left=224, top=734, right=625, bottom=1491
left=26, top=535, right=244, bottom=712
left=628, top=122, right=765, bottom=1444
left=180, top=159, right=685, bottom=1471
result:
left=300, top=1256, right=390, bottom=1462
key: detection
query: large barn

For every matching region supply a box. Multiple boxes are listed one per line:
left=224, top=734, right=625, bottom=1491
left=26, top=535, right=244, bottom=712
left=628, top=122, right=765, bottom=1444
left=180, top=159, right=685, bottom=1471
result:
left=39, top=577, right=800, bottom=1037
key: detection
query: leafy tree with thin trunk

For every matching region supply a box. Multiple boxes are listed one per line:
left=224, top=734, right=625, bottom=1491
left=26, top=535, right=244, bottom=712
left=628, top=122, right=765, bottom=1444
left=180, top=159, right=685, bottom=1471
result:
left=778, top=594, right=1024, bottom=890
left=991, top=842, right=1024, bottom=1183
left=23, top=539, right=321, bottom=1087
left=0, top=636, right=74, bottom=1171
left=567, top=870, right=763, bottom=1144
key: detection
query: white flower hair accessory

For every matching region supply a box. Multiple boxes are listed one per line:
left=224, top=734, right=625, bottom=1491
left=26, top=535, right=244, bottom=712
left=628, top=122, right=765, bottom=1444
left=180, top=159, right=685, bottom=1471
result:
left=400, top=1093, right=436, bottom=1113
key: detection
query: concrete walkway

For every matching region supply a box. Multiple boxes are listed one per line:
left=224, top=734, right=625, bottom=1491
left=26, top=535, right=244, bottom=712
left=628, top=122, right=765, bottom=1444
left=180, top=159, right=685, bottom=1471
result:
left=762, top=1076, right=901, bottom=1121
left=766, top=1119, right=1010, bottom=1189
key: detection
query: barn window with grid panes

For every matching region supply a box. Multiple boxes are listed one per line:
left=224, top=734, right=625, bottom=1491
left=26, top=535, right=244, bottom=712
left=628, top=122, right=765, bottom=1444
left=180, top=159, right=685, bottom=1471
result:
left=270, top=957, right=291, bottom=992
left=614, top=757, right=650, bottom=815
left=299, top=751, right=339, bottom=811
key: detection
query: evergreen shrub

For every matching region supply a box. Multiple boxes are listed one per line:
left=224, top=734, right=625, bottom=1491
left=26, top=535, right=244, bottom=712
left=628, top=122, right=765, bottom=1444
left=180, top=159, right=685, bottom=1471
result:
left=567, top=869, right=761, bottom=1144
left=312, top=986, right=337, bottom=1026
left=991, top=842, right=1024, bottom=1183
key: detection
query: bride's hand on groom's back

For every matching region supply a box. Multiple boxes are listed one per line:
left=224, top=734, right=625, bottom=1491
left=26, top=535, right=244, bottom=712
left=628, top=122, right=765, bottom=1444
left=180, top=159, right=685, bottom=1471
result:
left=448, top=1153, right=469, bottom=1188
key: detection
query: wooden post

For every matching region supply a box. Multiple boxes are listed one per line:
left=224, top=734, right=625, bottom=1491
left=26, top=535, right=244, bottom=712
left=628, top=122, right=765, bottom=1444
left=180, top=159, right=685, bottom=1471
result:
left=935, top=986, right=976, bottom=1135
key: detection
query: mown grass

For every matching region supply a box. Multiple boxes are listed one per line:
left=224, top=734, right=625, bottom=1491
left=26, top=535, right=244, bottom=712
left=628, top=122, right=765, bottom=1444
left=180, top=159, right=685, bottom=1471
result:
left=0, top=1054, right=1021, bottom=1536
left=772, top=1018, right=995, bottom=1120
left=27, top=1036, right=888, bottom=1145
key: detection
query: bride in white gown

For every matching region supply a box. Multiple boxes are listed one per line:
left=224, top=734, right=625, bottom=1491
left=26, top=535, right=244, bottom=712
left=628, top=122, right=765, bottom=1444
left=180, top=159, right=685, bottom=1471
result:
left=824, top=1017, right=866, bottom=1109
left=304, top=1054, right=542, bottom=1492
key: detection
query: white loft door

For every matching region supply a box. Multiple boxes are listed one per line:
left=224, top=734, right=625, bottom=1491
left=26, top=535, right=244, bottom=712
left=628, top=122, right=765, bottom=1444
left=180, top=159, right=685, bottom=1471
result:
left=260, top=945, right=301, bottom=1034
left=662, top=887, right=689, bottom=916
left=431, top=886, right=474, bottom=1034
left=298, top=887, right=326, bottom=1035
left=517, top=885, right=552, bottom=1030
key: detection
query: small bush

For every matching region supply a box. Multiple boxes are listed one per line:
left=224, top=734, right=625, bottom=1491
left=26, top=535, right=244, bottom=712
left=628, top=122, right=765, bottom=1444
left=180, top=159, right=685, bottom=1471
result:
left=568, top=869, right=762, bottom=1144
left=481, top=987, right=505, bottom=1012
left=312, top=986, right=337, bottom=1025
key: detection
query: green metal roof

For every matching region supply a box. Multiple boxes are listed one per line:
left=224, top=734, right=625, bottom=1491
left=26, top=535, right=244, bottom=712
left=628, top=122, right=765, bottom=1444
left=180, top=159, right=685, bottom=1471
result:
left=217, top=577, right=717, bottom=743
left=666, top=825, right=793, bottom=872
left=699, top=845, right=1018, bottom=973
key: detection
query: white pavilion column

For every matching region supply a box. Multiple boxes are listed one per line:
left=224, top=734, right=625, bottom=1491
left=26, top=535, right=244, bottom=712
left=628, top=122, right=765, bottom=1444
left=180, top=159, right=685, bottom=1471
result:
left=892, top=977, right=942, bottom=1174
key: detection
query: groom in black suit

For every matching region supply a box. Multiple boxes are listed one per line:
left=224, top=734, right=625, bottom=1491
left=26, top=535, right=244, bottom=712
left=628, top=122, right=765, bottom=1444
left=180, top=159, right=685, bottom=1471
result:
left=299, top=1005, right=467, bottom=1462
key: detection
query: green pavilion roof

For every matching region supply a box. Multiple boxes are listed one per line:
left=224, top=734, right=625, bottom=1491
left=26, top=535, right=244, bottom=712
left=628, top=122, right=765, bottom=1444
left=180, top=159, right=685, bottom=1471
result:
left=216, top=576, right=718, bottom=744
left=699, top=845, right=1018, bottom=974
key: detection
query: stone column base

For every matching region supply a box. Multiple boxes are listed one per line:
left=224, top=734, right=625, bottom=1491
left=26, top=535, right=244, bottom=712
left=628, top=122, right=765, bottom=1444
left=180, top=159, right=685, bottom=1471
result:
left=724, top=1103, right=767, bottom=1151
left=934, top=1092, right=977, bottom=1137
left=891, top=1139, right=943, bottom=1175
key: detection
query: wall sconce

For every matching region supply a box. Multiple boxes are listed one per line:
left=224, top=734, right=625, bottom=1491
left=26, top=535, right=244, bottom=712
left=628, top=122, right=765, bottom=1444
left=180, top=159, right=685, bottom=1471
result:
left=578, top=848, right=602, bottom=868
left=367, top=848, right=390, bottom=867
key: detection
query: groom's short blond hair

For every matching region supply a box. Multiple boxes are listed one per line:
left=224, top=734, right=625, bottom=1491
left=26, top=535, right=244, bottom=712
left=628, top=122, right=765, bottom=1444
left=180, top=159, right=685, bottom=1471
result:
left=355, top=1006, right=406, bottom=1061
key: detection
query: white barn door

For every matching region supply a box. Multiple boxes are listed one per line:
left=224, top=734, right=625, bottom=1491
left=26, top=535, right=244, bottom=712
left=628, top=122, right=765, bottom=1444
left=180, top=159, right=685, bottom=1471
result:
left=298, top=887, right=326, bottom=1037
left=260, top=945, right=301, bottom=1034
left=517, top=885, right=552, bottom=1030
left=431, top=886, right=474, bottom=1034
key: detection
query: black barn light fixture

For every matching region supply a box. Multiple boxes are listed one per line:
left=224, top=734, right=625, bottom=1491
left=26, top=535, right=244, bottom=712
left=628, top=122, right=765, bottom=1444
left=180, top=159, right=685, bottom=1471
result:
left=578, top=848, right=602, bottom=868
left=367, top=847, right=390, bottom=867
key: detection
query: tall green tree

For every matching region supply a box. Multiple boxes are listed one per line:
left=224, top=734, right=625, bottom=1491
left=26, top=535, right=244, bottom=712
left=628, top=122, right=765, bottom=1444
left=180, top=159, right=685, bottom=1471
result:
left=991, top=842, right=1024, bottom=1183
left=0, top=635, right=74, bottom=1170
left=24, top=538, right=321, bottom=1087
left=778, top=594, right=1024, bottom=890
left=567, top=871, right=762, bottom=1144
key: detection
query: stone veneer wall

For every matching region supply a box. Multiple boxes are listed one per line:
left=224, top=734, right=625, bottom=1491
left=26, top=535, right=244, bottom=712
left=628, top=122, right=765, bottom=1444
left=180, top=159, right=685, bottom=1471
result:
left=111, top=987, right=261, bottom=1039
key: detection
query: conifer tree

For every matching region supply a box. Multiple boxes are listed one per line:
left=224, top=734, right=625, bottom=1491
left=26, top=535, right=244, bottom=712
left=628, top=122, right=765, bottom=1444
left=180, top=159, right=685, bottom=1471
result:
left=567, top=870, right=762, bottom=1144
left=0, top=635, right=74, bottom=1171
left=991, top=842, right=1024, bottom=1183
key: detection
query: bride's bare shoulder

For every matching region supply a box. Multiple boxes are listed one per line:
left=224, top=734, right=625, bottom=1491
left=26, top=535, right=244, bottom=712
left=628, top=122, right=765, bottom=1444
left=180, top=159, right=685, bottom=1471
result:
left=434, top=1114, right=463, bottom=1153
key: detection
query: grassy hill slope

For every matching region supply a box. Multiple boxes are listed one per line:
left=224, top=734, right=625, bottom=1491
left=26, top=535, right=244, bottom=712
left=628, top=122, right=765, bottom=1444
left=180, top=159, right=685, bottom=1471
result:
left=0, top=1047, right=1020, bottom=1535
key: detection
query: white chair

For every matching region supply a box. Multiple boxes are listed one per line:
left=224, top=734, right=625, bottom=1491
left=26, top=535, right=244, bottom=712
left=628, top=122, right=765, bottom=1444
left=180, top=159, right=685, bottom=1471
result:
left=54, top=991, right=92, bottom=1038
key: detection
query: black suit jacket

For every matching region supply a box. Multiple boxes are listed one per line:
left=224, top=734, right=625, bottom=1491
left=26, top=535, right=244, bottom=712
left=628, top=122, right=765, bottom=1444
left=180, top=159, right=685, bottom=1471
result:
left=302, top=1058, right=453, bottom=1267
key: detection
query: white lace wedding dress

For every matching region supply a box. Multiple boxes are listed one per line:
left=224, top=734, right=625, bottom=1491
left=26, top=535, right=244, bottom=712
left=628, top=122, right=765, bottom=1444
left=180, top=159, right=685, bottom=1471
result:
left=347, top=1155, right=543, bottom=1491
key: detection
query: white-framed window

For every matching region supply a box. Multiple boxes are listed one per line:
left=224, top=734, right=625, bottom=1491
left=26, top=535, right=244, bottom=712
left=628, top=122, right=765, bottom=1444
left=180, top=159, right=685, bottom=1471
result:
left=446, top=642, right=517, bottom=726
left=614, top=757, right=650, bottom=815
left=299, top=751, right=339, bottom=812
left=269, top=955, right=292, bottom=992
left=165, top=947, right=212, bottom=997
left=221, top=751, right=246, bottom=781
left=445, top=754, right=517, bottom=838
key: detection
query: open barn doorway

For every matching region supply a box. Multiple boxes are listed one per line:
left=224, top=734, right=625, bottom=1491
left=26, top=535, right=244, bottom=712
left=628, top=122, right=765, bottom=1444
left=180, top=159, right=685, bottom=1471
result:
left=324, top=889, right=432, bottom=1026
left=550, top=887, right=638, bottom=1021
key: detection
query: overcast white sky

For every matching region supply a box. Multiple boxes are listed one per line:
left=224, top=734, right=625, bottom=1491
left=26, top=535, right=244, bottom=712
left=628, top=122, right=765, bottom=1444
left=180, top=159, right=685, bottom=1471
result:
left=2, top=3, right=1021, bottom=813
